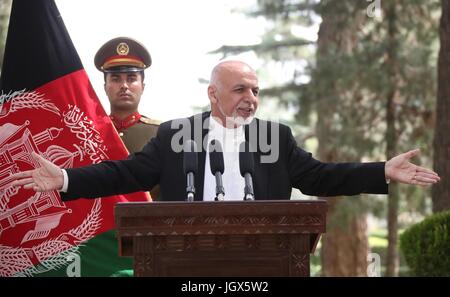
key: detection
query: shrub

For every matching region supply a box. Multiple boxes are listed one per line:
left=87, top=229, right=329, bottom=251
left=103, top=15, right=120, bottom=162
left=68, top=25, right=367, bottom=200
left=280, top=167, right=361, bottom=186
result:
left=400, top=210, right=450, bottom=276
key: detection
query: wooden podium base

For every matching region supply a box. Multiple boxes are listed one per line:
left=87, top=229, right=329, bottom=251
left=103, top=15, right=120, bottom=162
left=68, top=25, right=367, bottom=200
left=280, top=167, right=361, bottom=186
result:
left=115, top=200, right=327, bottom=277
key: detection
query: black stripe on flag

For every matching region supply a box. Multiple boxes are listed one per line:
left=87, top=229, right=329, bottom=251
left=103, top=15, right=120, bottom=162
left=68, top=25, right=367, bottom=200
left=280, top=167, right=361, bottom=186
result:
left=0, top=0, right=83, bottom=92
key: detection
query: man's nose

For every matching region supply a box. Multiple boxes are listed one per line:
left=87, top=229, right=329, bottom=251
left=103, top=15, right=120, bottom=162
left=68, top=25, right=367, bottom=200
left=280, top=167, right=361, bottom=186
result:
left=245, top=90, right=257, bottom=104
left=120, top=80, right=128, bottom=89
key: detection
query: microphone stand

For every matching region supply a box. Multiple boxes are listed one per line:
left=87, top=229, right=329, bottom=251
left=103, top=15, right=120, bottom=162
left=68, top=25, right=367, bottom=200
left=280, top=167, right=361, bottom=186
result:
left=243, top=172, right=254, bottom=200
left=214, top=171, right=225, bottom=201
left=186, top=172, right=195, bottom=202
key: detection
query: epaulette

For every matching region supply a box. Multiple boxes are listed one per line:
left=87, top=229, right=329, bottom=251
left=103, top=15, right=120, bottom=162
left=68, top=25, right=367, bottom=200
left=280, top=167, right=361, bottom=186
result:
left=140, top=116, right=161, bottom=126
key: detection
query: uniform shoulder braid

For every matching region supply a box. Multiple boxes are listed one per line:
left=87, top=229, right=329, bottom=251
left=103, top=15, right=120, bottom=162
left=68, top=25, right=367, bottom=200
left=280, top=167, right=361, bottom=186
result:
left=139, top=115, right=161, bottom=126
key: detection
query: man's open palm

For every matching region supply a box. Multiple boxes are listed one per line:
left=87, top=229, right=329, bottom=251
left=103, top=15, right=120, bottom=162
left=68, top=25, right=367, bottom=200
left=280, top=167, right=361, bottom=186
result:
left=11, top=152, right=64, bottom=192
left=385, top=149, right=440, bottom=186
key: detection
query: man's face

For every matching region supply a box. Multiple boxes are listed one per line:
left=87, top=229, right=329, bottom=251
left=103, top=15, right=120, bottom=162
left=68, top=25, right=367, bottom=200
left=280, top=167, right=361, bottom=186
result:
left=209, top=63, right=259, bottom=127
left=104, top=72, right=145, bottom=112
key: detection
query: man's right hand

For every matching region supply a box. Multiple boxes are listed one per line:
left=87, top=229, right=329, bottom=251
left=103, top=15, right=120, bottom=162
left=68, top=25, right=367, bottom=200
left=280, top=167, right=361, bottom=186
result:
left=10, top=152, right=64, bottom=192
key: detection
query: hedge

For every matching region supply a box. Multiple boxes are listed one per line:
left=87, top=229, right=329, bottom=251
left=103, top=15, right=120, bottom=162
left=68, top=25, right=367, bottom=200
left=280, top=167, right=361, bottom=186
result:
left=400, top=210, right=450, bottom=276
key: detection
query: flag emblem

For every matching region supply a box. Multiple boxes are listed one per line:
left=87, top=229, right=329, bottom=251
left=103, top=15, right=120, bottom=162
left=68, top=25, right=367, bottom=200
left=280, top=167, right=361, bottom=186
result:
left=0, top=88, right=109, bottom=276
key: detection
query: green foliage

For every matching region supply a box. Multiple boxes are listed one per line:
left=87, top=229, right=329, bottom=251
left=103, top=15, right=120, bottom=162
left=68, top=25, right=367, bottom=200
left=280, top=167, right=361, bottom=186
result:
left=400, top=211, right=450, bottom=276
left=253, top=0, right=319, bottom=23
left=212, top=0, right=440, bottom=220
left=310, top=0, right=439, bottom=221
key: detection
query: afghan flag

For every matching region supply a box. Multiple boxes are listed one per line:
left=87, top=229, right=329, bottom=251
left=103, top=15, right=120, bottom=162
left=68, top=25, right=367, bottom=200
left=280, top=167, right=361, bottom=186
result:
left=0, top=0, right=148, bottom=276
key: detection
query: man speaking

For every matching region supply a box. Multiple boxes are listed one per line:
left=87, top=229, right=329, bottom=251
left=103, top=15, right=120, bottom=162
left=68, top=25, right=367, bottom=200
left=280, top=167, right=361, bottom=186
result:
left=11, top=61, right=440, bottom=201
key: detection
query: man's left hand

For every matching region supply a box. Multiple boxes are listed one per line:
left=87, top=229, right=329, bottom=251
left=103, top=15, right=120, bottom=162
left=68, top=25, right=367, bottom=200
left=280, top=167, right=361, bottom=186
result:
left=385, top=149, right=440, bottom=186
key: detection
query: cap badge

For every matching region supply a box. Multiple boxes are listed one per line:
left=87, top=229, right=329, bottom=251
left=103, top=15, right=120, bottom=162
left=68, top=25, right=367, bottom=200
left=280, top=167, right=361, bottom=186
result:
left=116, top=42, right=130, bottom=55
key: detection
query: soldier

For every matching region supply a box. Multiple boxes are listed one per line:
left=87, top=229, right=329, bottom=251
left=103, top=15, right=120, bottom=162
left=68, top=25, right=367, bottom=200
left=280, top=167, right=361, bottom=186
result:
left=95, top=37, right=160, bottom=199
left=95, top=36, right=160, bottom=153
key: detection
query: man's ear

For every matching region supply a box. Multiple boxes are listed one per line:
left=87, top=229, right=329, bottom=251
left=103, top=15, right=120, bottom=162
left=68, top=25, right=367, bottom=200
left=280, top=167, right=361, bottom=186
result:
left=208, top=85, right=218, bottom=104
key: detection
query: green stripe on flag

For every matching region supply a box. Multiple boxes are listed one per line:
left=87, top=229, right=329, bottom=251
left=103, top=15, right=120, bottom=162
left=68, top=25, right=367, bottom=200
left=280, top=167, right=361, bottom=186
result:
left=18, top=230, right=133, bottom=277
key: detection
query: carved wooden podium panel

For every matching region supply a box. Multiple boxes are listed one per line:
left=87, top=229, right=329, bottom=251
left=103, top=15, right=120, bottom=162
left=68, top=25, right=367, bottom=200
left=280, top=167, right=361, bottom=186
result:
left=115, top=200, right=327, bottom=277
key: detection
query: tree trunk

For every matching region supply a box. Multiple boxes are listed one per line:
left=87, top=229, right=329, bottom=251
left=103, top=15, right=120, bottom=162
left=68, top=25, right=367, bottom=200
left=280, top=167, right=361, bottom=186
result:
left=316, top=5, right=369, bottom=277
left=321, top=198, right=369, bottom=276
left=385, top=1, right=400, bottom=277
left=432, top=0, right=450, bottom=213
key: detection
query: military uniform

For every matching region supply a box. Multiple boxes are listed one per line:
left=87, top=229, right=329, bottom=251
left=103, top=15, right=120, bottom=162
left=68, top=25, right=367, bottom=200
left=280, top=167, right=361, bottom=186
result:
left=110, top=112, right=160, bottom=153
left=95, top=36, right=160, bottom=200
left=110, top=111, right=161, bottom=201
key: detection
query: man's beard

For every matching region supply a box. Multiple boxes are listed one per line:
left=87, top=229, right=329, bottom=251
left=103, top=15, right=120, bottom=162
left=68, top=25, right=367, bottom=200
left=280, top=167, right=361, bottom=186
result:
left=229, top=112, right=254, bottom=126
left=217, top=102, right=255, bottom=128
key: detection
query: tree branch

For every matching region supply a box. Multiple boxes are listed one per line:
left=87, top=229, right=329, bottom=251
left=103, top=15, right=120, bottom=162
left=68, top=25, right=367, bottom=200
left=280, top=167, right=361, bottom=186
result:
left=209, top=39, right=315, bottom=56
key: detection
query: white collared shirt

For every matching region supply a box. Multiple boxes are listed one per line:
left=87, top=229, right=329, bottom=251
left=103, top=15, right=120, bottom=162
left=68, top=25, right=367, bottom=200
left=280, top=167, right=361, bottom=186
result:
left=203, top=117, right=246, bottom=201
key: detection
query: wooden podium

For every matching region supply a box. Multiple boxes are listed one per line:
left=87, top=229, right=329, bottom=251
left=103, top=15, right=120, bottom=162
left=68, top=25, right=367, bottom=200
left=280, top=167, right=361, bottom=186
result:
left=115, top=200, right=327, bottom=277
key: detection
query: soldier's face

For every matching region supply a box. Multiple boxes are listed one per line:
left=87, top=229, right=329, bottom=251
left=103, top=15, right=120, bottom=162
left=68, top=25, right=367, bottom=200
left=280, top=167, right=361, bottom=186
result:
left=104, top=72, right=145, bottom=112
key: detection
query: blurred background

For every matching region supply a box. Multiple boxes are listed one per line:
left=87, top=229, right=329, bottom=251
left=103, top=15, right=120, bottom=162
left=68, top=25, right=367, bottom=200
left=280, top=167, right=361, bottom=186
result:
left=1, top=0, right=449, bottom=276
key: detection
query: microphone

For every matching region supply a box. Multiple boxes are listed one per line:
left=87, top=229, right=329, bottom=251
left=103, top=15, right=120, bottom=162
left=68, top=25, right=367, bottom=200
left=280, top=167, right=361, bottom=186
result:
left=239, top=141, right=255, bottom=201
left=209, top=139, right=225, bottom=201
left=183, top=139, right=198, bottom=202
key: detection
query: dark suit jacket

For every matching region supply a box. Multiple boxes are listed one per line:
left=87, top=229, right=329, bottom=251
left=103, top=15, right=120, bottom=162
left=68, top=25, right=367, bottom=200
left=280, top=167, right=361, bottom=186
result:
left=61, top=112, right=388, bottom=201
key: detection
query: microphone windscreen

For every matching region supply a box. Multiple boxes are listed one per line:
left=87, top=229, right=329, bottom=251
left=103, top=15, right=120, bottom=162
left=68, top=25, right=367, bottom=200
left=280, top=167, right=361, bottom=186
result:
left=239, top=141, right=254, bottom=177
left=209, top=139, right=224, bottom=175
left=183, top=139, right=198, bottom=174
